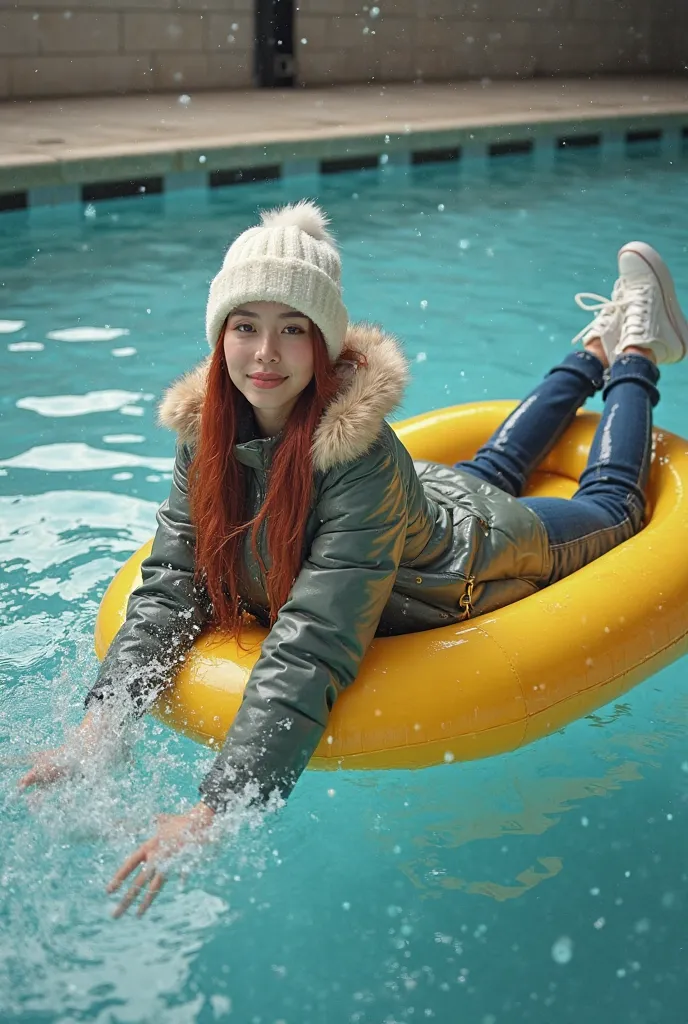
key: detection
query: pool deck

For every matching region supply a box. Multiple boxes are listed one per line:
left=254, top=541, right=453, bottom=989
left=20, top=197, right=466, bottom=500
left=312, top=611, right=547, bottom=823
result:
left=1, top=75, right=688, bottom=202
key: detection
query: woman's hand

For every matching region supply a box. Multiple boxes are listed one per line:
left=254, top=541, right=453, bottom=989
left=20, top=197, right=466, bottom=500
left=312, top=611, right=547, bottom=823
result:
left=17, top=746, right=74, bottom=791
left=17, top=710, right=107, bottom=792
left=107, top=801, right=216, bottom=918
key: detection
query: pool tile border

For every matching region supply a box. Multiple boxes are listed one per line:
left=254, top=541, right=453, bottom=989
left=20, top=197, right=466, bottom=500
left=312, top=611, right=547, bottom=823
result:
left=1, top=112, right=688, bottom=213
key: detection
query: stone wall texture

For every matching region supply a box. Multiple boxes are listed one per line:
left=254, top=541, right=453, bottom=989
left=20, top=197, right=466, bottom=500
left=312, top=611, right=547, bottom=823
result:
left=0, top=0, right=686, bottom=101
left=0, top=0, right=254, bottom=99
left=297, top=0, right=688, bottom=86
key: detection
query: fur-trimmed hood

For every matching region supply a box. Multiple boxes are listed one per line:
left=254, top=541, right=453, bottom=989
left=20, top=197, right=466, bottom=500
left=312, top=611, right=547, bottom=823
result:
left=158, top=323, right=409, bottom=473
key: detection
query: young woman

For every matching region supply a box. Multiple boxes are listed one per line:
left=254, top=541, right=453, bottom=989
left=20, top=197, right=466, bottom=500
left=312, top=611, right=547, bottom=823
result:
left=19, top=202, right=688, bottom=917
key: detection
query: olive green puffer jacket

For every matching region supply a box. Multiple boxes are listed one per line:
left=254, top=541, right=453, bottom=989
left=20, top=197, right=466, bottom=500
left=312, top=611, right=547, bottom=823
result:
left=87, top=324, right=551, bottom=811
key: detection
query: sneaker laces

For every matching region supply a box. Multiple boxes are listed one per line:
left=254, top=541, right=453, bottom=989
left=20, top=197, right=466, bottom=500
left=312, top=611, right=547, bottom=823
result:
left=570, top=285, right=625, bottom=347
left=617, top=282, right=653, bottom=345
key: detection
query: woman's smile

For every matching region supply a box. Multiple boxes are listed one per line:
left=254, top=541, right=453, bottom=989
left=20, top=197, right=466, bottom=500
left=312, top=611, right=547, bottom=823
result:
left=248, top=372, right=288, bottom=390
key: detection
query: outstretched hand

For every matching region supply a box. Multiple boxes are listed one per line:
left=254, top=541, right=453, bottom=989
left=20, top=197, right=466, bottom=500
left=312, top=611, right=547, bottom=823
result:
left=107, top=801, right=216, bottom=918
left=17, top=746, right=74, bottom=791
left=17, top=709, right=119, bottom=792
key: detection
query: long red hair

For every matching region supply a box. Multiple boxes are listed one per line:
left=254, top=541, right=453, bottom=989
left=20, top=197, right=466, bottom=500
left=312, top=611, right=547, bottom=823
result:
left=188, top=323, right=363, bottom=641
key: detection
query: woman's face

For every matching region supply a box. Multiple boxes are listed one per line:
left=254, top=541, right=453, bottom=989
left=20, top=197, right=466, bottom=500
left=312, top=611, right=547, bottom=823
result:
left=223, top=301, right=315, bottom=435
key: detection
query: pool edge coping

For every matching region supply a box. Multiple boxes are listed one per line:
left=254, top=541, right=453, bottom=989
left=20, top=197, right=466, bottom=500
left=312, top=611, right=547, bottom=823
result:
left=2, top=102, right=688, bottom=211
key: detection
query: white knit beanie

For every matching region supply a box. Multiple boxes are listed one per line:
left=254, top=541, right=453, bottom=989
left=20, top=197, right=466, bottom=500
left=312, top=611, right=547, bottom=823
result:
left=205, top=200, right=348, bottom=360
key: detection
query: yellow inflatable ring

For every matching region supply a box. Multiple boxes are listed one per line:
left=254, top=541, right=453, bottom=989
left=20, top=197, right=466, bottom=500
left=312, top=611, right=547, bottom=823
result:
left=95, top=401, right=688, bottom=770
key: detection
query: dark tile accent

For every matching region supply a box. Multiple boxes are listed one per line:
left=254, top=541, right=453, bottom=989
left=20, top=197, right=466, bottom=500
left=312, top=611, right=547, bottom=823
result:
left=488, top=139, right=534, bottom=157
left=411, top=146, right=461, bottom=165
left=209, top=165, right=282, bottom=187
left=81, top=177, right=164, bottom=202
left=626, top=128, right=663, bottom=144
left=683, top=126, right=688, bottom=139
left=557, top=132, right=601, bottom=149
left=0, top=191, right=28, bottom=212
left=320, top=154, right=380, bottom=174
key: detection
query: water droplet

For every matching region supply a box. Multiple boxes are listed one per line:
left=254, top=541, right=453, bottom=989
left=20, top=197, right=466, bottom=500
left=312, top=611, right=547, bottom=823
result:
left=443, top=751, right=455, bottom=763
left=370, top=6, right=381, bottom=17
left=420, top=299, right=428, bottom=309
left=551, top=936, right=573, bottom=964
left=178, top=94, right=191, bottom=106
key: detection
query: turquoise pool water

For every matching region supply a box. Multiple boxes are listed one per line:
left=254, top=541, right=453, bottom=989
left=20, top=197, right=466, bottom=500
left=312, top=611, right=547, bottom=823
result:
left=1, top=148, right=687, bottom=1024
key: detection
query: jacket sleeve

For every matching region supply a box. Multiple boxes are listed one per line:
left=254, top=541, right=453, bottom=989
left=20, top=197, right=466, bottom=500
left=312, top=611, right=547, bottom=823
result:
left=85, top=442, right=211, bottom=716
left=199, top=439, right=408, bottom=812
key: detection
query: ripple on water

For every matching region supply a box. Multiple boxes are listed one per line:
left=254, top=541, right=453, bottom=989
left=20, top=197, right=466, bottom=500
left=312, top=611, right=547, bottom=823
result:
left=16, top=391, right=154, bottom=417
left=46, top=327, right=130, bottom=342
left=0, top=444, right=173, bottom=473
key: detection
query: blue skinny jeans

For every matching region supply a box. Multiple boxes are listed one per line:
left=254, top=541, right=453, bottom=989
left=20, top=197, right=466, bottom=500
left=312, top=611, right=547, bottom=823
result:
left=454, top=350, right=661, bottom=584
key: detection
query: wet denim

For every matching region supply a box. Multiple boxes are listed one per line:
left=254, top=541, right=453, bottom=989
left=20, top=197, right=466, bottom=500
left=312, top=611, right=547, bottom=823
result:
left=454, top=350, right=661, bottom=585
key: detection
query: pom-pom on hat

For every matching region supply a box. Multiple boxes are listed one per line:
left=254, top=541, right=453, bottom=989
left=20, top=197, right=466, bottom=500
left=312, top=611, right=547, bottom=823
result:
left=205, top=200, right=349, bottom=361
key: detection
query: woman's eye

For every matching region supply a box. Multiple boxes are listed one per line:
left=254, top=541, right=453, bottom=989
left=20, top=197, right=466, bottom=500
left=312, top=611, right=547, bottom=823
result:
left=283, top=325, right=304, bottom=334
left=235, top=323, right=254, bottom=333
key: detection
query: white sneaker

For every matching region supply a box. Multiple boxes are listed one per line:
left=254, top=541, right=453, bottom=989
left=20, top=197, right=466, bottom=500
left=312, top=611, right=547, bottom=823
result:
left=571, top=280, right=624, bottom=364
left=614, top=242, right=688, bottom=364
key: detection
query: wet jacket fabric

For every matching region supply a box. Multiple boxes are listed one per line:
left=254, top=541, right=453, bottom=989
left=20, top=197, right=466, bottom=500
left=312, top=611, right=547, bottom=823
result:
left=86, top=324, right=551, bottom=811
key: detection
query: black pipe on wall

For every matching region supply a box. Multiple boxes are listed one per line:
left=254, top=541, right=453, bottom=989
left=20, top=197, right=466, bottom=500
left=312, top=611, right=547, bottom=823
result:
left=255, top=0, right=295, bottom=88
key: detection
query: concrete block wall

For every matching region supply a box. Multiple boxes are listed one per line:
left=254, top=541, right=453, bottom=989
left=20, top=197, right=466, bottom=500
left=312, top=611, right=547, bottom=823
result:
left=297, top=0, right=685, bottom=86
left=0, top=0, right=254, bottom=99
left=0, top=0, right=685, bottom=100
